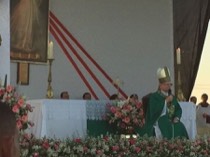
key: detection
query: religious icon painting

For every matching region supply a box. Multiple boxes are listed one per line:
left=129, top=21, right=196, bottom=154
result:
left=10, top=0, right=49, bottom=63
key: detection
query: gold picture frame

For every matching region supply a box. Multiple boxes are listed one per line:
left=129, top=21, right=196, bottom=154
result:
left=17, top=62, right=29, bottom=85
left=10, top=0, right=49, bottom=63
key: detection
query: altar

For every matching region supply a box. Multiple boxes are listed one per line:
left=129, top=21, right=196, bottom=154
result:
left=26, top=99, right=87, bottom=139
left=27, top=99, right=197, bottom=139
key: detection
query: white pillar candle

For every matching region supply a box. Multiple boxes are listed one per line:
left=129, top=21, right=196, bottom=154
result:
left=176, top=47, right=181, bottom=64
left=48, top=41, right=54, bottom=59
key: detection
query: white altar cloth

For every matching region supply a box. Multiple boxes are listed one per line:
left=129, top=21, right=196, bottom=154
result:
left=27, top=99, right=87, bottom=139
left=27, top=100, right=196, bottom=140
left=179, top=102, right=197, bottom=140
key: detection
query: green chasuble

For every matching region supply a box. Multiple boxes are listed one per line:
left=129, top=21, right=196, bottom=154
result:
left=144, top=91, right=189, bottom=139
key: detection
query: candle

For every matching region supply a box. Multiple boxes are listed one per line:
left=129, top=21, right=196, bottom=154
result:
left=176, top=47, right=181, bottom=64
left=48, top=41, right=54, bottom=59
left=4, top=74, right=7, bottom=88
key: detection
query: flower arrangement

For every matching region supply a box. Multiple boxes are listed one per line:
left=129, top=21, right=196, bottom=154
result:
left=19, top=135, right=210, bottom=157
left=106, top=99, right=145, bottom=134
left=0, top=85, right=34, bottom=131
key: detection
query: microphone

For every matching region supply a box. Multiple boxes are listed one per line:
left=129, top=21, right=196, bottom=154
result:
left=167, top=89, right=172, bottom=106
left=168, top=89, right=172, bottom=96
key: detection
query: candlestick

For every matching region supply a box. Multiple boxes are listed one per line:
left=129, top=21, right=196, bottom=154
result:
left=177, top=69, right=186, bottom=101
left=46, top=59, right=54, bottom=98
left=176, top=48, right=181, bottom=64
left=48, top=41, right=54, bottom=59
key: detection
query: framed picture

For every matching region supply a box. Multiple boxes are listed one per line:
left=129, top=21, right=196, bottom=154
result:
left=17, top=62, right=29, bottom=85
left=10, top=0, right=49, bottom=63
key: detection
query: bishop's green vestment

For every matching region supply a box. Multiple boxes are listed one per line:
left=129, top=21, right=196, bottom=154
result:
left=144, top=91, right=189, bottom=139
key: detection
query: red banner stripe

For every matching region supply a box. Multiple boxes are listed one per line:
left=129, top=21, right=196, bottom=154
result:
left=50, top=25, right=99, bottom=100
left=49, top=11, right=128, bottom=99
left=50, top=18, right=110, bottom=98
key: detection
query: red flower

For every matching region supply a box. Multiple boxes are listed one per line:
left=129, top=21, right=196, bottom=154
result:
left=129, top=138, right=136, bottom=145
left=74, top=138, right=81, bottom=143
left=135, top=147, right=141, bottom=153
left=103, top=136, right=109, bottom=141
left=42, top=141, right=50, bottom=150
left=112, top=145, right=119, bottom=151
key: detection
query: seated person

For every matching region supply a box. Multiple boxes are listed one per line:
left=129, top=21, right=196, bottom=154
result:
left=129, top=93, right=139, bottom=103
left=144, top=66, right=188, bottom=139
left=60, top=91, right=70, bottom=99
left=0, top=102, right=20, bottom=157
left=109, top=94, right=119, bottom=100
left=83, top=92, right=91, bottom=100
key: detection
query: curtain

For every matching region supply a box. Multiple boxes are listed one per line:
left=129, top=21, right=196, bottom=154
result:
left=173, top=0, right=210, bottom=100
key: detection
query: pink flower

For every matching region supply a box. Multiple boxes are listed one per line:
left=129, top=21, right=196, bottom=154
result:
left=123, top=117, right=130, bottom=124
left=136, top=102, right=142, bottom=109
left=0, top=89, right=5, bottom=96
left=133, top=118, right=139, bottom=125
left=110, top=106, right=117, bottom=113
left=5, top=95, right=12, bottom=102
left=12, top=104, right=20, bottom=113
left=23, top=133, right=31, bottom=140
left=139, top=109, right=144, bottom=116
left=96, top=149, right=103, bottom=155
left=18, top=98, right=24, bottom=107
left=21, top=115, right=28, bottom=122
left=16, top=120, right=22, bottom=129
left=124, top=104, right=132, bottom=111
left=6, top=85, right=13, bottom=93
left=115, top=111, right=122, bottom=118
left=33, top=152, right=39, bottom=157
left=54, top=144, right=59, bottom=150
left=83, top=146, right=88, bottom=152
